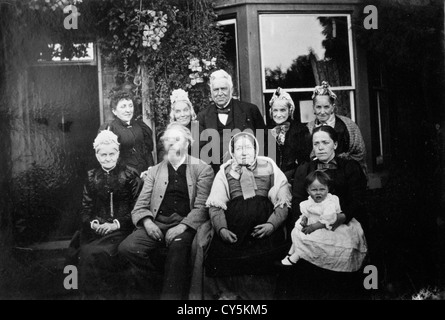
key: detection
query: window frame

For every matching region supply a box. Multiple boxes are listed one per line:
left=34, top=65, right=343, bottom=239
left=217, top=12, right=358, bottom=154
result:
left=217, top=18, right=241, bottom=99
left=33, top=42, right=97, bottom=67
left=259, top=13, right=356, bottom=121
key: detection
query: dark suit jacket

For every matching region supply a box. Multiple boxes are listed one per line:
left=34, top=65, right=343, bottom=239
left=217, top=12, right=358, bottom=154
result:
left=99, top=117, right=154, bottom=174
left=197, top=98, right=266, bottom=166
left=197, top=98, right=265, bottom=133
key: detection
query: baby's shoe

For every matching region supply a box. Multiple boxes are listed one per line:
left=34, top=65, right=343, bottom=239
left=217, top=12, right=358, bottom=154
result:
left=280, top=254, right=298, bottom=266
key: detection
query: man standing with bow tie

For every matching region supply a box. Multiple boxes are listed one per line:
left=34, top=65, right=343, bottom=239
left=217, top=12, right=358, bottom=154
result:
left=197, top=69, right=266, bottom=173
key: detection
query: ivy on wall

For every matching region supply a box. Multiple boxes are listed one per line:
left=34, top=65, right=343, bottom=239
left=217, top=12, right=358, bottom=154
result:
left=95, top=0, right=227, bottom=129
left=3, top=0, right=228, bottom=130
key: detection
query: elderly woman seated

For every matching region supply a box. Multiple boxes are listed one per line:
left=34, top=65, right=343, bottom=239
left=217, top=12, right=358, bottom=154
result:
left=190, top=132, right=291, bottom=300
left=78, top=130, right=142, bottom=299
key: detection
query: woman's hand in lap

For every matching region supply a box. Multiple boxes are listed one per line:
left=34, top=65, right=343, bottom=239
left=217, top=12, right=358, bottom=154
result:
left=302, top=221, right=325, bottom=234
left=251, top=223, right=274, bottom=239
left=331, top=213, right=346, bottom=231
left=219, top=228, right=238, bottom=244
left=301, top=224, right=316, bottom=235
left=95, top=222, right=118, bottom=236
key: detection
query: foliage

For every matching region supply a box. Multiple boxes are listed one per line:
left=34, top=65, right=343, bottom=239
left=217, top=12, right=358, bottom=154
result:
left=93, top=0, right=227, bottom=130
left=0, top=0, right=92, bottom=65
left=4, top=0, right=227, bottom=131
left=26, top=0, right=83, bottom=11
left=353, top=0, right=443, bottom=67
left=412, top=287, right=445, bottom=300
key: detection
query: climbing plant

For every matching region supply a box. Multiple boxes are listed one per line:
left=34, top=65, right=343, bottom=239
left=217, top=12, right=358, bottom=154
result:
left=93, top=0, right=227, bottom=129
left=3, top=0, right=228, bottom=130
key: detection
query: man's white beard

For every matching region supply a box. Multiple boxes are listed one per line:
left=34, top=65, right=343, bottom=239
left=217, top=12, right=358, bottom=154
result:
left=167, top=147, right=185, bottom=165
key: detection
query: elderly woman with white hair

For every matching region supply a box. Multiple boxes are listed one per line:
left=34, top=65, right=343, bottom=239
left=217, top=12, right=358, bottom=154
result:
left=78, top=130, right=142, bottom=299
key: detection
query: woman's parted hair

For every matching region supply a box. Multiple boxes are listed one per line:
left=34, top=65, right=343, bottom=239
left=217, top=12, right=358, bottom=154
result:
left=109, top=86, right=135, bottom=111
left=229, top=131, right=259, bottom=160
left=312, top=125, right=338, bottom=144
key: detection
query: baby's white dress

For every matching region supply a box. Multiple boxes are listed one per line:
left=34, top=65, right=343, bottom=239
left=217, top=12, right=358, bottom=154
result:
left=291, top=193, right=368, bottom=272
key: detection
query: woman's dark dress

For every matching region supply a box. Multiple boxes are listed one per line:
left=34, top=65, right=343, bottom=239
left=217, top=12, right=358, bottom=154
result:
left=78, top=163, right=142, bottom=296
left=291, top=156, right=367, bottom=229
left=205, top=173, right=287, bottom=277
left=276, top=156, right=368, bottom=299
left=268, top=120, right=312, bottom=181
left=100, top=117, right=154, bottom=174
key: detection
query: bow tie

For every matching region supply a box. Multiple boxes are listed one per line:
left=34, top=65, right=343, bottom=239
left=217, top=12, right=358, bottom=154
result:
left=216, top=107, right=231, bottom=114
left=317, top=162, right=337, bottom=170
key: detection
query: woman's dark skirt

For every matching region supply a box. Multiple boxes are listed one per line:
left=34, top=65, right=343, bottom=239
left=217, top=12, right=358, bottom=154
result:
left=205, top=195, right=288, bottom=277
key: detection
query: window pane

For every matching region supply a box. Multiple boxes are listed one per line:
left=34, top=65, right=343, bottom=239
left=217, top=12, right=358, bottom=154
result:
left=218, top=21, right=240, bottom=98
left=260, top=15, right=352, bottom=90
left=37, top=42, right=95, bottom=62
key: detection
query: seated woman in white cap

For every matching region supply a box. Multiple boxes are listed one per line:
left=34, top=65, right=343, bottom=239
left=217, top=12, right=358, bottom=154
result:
left=78, top=130, right=142, bottom=299
left=200, top=132, right=291, bottom=300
